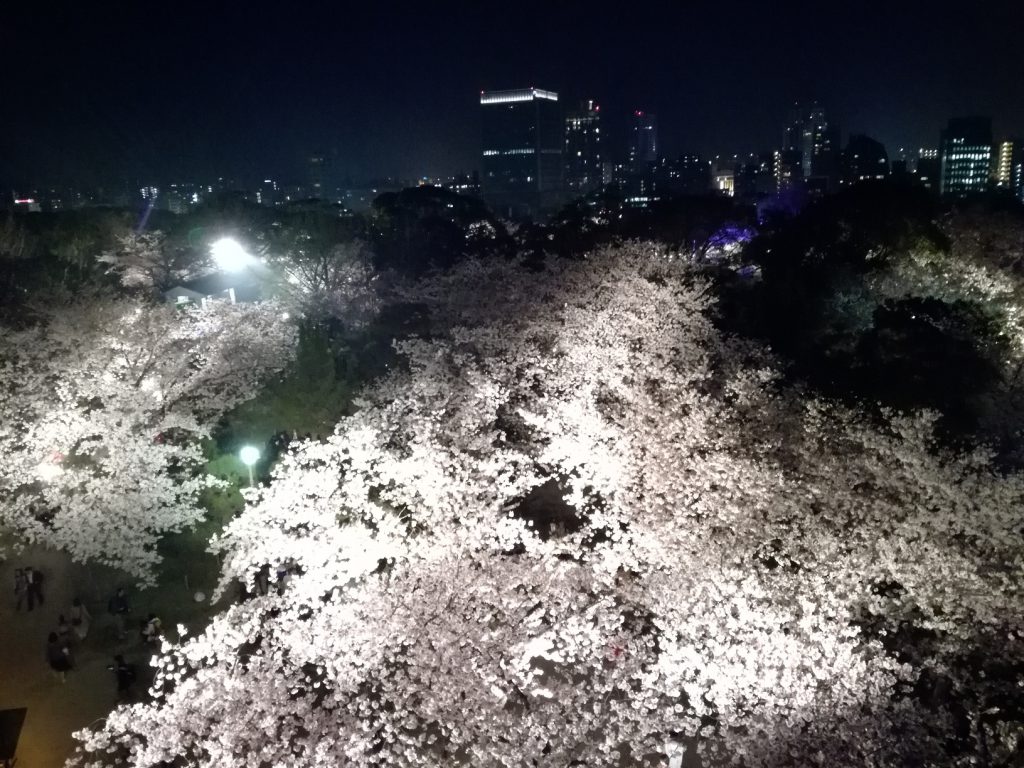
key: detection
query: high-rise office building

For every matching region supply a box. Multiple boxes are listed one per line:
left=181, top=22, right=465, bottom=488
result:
left=783, top=102, right=840, bottom=187
left=1014, top=148, right=1024, bottom=203
left=773, top=149, right=803, bottom=191
left=480, top=87, right=563, bottom=217
left=309, top=154, right=327, bottom=198
left=629, top=111, right=658, bottom=172
left=841, top=134, right=890, bottom=184
left=916, top=148, right=940, bottom=191
left=257, top=178, right=280, bottom=207
left=564, top=100, right=603, bottom=196
left=939, top=117, right=993, bottom=196
left=995, top=139, right=1021, bottom=189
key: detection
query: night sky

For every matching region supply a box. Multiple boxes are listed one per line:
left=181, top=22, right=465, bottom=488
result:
left=3, top=0, right=1022, bottom=188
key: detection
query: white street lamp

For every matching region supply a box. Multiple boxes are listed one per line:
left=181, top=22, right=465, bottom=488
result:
left=211, top=238, right=252, bottom=272
left=239, top=445, right=260, bottom=486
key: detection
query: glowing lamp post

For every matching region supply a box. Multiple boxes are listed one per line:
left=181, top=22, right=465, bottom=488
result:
left=211, top=238, right=252, bottom=272
left=239, top=445, right=260, bottom=486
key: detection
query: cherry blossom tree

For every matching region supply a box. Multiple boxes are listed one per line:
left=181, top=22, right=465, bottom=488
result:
left=0, top=293, right=295, bottom=582
left=72, top=244, right=1024, bottom=766
left=268, top=238, right=380, bottom=326
left=98, top=230, right=212, bottom=291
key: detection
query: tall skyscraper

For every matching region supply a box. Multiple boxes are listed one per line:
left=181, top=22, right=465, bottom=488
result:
left=783, top=102, right=840, bottom=188
left=1014, top=148, right=1024, bottom=203
left=773, top=149, right=802, bottom=191
left=916, top=148, right=940, bottom=192
left=309, top=154, right=327, bottom=198
left=564, top=100, right=603, bottom=196
left=939, top=117, right=993, bottom=196
left=629, top=111, right=658, bottom=172
left=480, top=87, right=563, bottom=217
left=995, top=139, right=1021, bottom=189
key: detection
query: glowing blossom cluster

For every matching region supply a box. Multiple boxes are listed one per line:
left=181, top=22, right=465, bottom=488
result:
left=0, top=296, right=295, bottom=582
left=73, top=245, right=1024, bottom=766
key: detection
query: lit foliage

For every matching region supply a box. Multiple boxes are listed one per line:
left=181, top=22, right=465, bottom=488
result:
left=869, top=211, right=1024, bottom=360
left=73, top=244, right=1024, bottom=766
left=269, top=239, right=380, bottom=326
left=0, top=296, right=295, bottom=582
left=98, top=230, right=211, bottom=291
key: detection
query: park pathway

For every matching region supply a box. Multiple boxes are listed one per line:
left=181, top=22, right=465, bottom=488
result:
left=0, top=547, right=126, bottom=767
left=0, top=544, right=221, bottom=767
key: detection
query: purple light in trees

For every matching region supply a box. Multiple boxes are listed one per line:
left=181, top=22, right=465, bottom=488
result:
left=708, top=224, right=756, bottom=249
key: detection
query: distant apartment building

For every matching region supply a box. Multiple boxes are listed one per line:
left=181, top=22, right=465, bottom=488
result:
left=713, top=169, right=735, bottom=197
left=653, top=155, right=710, bottom=196
left=480, top=87, right=563, bottom=218
left=773, top=149, right=803, bottom=191
left=841, top=134, right=890, bottom=184
left=995, top=139, right=1022, bottom=192
left=256, top=179, right=280, bottom=207
left=564, top=100, right=603, bottom=196
left=709, top=156, right=737, bottom=196
left=734, top=153, right=777, bottom=203
left=629, top=111, right=658, bottom=172
left=309, top=154, right=327, bottom=198
left=1015, top=149, right=1024, bottom=203
left=916, top=148, right=940, bottom=191
left=783, top=102, right=840, bottom=188
left=443, top=171, right=481, bottom=197
left=939, top=117, right=993, bottom=196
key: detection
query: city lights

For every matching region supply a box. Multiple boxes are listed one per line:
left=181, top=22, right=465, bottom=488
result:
left=4, top=7, right=1024, bottom=767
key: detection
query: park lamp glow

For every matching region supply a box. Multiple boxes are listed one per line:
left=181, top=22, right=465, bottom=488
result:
left=211, top=237, right=252, bottom=272
left=37, top=460, right=63, bottom=481
left=239, top=445, right=260, bottom=486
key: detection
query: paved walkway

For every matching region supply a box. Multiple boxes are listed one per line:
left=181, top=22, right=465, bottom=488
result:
left=0, top=546, right=221, bottom=767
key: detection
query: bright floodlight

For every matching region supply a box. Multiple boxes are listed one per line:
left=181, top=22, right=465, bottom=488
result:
left=239, top=445, right=260, bottom=486
left=240, top=445, right=260, bottom=466
left=211, top=238, right=251, bottom=271
left=37, top=461, right=63, bottom=482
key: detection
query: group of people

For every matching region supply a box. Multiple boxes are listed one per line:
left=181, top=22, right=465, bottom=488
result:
left=251, top=561, right=297, bottom=597
left=13, top=566, right=154, bottom=698
left=13, top=566, right=45, bottom=611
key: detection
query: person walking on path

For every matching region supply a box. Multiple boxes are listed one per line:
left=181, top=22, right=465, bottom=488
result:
left=140, top=613, right=162, bottom=645
left=46, top=632, right=73, bottom=683
left=70, top=597, right=92, bottom=641
left=13, top=568, right=27, bottom=611
left=108, top=655, right=136, bottom=701
left=108, top=587, right=130, bottom=640
left=24, top=565, right=45, bottom=610
left=255, top=564, right=271, bottom=596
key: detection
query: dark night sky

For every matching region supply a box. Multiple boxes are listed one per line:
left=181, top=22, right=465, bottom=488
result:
left=3, top=0, right=1022, bottom=188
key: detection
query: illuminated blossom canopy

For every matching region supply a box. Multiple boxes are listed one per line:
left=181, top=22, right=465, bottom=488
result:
left=98, top=230, right=212, bottom=291
left=0, top=295, right=295, bottom=583
left=73, top=244, right=1024, bottom=766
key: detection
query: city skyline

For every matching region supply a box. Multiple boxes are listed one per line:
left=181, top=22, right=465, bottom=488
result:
left=3, top=1, right=1023, bottom=188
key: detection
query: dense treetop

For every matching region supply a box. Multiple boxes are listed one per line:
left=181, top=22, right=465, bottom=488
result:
left=71, top=244, right=1024, bottom=767
left=1, top=185, right=1023, bottom=766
